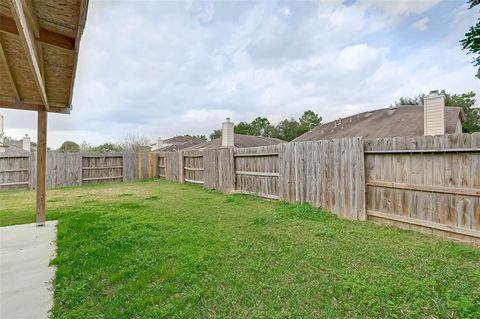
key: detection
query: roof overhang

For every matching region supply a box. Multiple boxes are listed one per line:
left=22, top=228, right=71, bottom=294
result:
left=0, top=0, right=89, bottom=113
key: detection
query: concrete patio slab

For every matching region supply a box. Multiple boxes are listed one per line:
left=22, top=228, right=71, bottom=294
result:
left=0, top=221, right=58, bottom=319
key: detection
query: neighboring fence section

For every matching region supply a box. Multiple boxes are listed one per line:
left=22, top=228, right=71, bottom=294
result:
left=364, top=134, right=480, bottom=242
left=0, top=151, right=155, bottom=190
left=157, top=133, right=479, bottom=242
left=0, top=155, right=31, bottom=190
left=234, top=145, right=280, bottom=199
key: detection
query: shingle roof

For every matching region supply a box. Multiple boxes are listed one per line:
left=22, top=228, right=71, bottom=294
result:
left=184, top=134, right=284, bottom=151
left=164, top=136, right=203, bottom=144
left=158, top=140, right=204, bottom=152
left=293, top=106, right=464, bottom=142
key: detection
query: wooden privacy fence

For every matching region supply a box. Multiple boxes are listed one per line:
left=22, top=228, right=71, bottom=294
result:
left=0, top=155, right=32, bottom=189
left=158, top=133, right=480, bottom=242
left=364, top=134, right=480, bottom=242
left=0, top=151, right=157, bottom=190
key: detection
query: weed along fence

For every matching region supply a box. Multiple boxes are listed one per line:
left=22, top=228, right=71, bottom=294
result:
left=158, top=133, right=480, bottom=243
left=0, top=152, right=157, bottom=190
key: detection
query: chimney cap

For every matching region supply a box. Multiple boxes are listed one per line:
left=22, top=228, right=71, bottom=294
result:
left=226, top=117, right=230, bottom=122
left=429, top=90, right=439, bottom=95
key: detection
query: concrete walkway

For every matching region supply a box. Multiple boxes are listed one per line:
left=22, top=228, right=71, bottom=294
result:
left=0, top=221, right=58, bottom=319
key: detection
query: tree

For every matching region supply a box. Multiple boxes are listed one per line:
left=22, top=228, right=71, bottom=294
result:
left=59, top=141, right=80, bottom=152
left=395, top=95, right=425, bottom=106
left=299, top=110, right=322, bottom=131
left=209, top=129, right=221, bottom=140
left=250, top=117, right=274, bottom=136
left=121, top=132, right=151, bottom=152
left=191, top=135, right=207, bottom=141
left=446, top=91, right=479, bottom=133
left=396, top=90, right=479, bottom=133
left=460, top=0, right=480, bottom=78
left=274, top=118, right=306, bottom=142
left=91, top=143, right=124, bottom=153
left=79, top=141, right=92, bottom=152
left=234, top=122, right=252, bottom=135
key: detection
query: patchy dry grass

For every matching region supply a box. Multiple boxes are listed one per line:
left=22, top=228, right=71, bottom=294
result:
left=1, top=180, right=479, bottom=318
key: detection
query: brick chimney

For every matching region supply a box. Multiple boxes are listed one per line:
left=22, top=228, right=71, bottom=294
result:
left=424, top=90, right=445, bottom=136
left=221, top=118, right=234, bottom=148
left=22, top=134, right=31, bottom=152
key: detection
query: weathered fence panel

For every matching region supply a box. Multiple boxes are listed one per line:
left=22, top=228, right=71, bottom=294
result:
left=122, top=153, right=137, bottom=181
left=81, top=154, right=124, bottom=184
left=183, top=151, right=204, bottom=184
left=364, top=133, right=480, bottom=241
left=0, top=155, right=30, bottom=190
left=165, top=152, right=182, bottom=182
left=45, top=152, right=82, bottom=188
left=279, top=138, right=365, bottom=220
left=157, top=154, right=166, bottom=178
left=234, top=145, right=280, bottom=199
left=203, top=148, right=235, bottom=193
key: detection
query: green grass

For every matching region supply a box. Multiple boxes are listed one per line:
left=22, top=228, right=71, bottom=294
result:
left=1, top=180, right=479, bottom=318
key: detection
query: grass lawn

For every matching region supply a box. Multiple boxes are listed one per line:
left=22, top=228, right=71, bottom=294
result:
left=1, top=179, right=479, bottom=318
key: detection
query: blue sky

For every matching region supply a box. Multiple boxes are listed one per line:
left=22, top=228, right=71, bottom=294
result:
left=2, top=0, right=479, bottom=148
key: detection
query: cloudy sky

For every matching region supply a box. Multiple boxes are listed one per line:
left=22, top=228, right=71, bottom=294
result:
left=1, top=0, right=479, bottom=148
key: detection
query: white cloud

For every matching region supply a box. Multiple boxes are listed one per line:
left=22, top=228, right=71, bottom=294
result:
left=412, top=17, right=429, bottom=31
left=337, top=43, right=384, bottom=72
left=362, top=0, right=440, bottom=18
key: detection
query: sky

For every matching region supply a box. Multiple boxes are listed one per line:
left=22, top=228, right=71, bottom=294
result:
left=1, top=0, right=479, bottom=149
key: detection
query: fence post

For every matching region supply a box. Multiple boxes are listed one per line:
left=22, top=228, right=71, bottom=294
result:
left=358, top=137, right=367, bottom=221
left=179, top=151, right=184, bottom=182
left=137, top=152, right=142, bottom=180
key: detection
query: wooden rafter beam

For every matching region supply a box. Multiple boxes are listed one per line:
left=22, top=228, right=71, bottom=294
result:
left=0, top=15, right=75, bottom=50
left=68, top=0, right=89, bottom=107
left=8, top=0, right=49, bottom=111
left=0, top=34, right=20, bottom=100
left=0, top=100, right=69, bottom=113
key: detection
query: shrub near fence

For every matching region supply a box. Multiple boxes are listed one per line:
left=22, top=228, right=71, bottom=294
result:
left=0, top=151, right=157, bottom=190
left=158, top=133, right=480, bottom=243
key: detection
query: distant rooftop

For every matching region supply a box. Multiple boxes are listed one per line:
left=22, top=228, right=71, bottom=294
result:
left=184, top=134, right=284, bottom=151
left=293, top=105, right=464, bottom=142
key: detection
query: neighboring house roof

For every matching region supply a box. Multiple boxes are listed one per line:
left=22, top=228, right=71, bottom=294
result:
left=164, top=136, right=203, bottom=144
left=151, top=136, right=204, bottom=152
left=158, top=140, right=204, bottom=152
left=184, top=134, right=284, bottom=151
left=293, top=106, right=465, bottom=142
left=1, top=139, right=36, bottom=154
left=0, top=143, right=29, bottom=155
